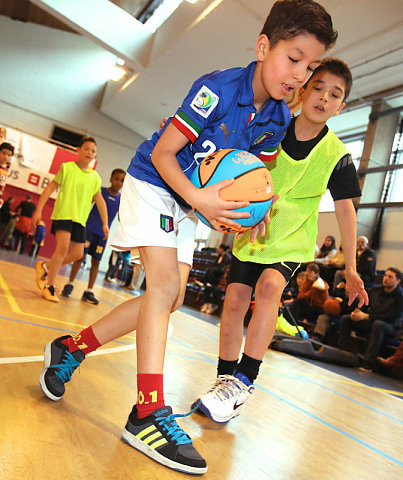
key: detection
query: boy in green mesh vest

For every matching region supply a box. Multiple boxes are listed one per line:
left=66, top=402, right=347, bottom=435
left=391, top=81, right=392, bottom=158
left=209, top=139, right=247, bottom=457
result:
left=193, top=58, right=369, bottom=423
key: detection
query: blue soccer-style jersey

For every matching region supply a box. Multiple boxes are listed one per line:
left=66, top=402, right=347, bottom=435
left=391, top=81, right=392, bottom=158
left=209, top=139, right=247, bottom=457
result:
left=86, top=187, right=121, bottom=236
left=127, top=61, right=290, bottom=200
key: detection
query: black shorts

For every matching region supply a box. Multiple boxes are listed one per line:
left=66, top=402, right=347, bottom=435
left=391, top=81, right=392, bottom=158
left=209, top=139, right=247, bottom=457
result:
left=227, top=255, right=300, bottom=289
left=51, top=220, right=86, bottom=243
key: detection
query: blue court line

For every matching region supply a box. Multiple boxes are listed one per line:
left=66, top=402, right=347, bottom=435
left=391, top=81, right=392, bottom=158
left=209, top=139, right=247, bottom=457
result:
left=174, top=315, right=403, bottom=423
left=290, top=373, right=403, bottom=423
left=172, top=317, right=220, bottom=341
left=98, top=296, right=118, bottom=308
left=0, top=315, right=131, bottom=345
left=255, top=382, right=403, bottom=468
left=170, top=337, right=217, bottom=364
left=171, top=331, right=403, bottom=468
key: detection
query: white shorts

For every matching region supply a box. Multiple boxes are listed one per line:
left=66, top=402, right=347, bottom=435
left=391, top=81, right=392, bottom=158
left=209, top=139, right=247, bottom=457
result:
left=111, top=174, right=198, bottom=267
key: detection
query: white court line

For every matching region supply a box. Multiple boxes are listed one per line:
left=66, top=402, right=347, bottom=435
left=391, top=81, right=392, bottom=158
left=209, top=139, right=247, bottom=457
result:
left=0, top=344, right=136, bottom=365
left=0, top=323, right=174, bottom=365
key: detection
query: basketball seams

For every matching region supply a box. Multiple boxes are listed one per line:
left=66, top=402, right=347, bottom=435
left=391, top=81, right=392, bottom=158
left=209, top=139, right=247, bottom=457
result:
left=200, top=149, right=236, bottom=187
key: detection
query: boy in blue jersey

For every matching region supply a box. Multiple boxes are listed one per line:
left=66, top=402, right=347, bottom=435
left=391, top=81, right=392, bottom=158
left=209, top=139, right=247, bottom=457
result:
left=38, top=1, right=337, bottom=474
left=193, top=58, right=369, bottom=423
left=61, top=168, right=126, bottom=305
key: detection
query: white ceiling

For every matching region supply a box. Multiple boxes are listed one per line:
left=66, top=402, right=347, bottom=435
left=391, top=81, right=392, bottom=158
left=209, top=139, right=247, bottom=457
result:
left=10, top=0, right=403, bottom=140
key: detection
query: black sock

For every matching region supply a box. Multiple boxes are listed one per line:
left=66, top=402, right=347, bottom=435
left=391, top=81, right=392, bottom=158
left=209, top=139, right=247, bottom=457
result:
left=236, top=353, right=262, bottom=383
left=217, top=357, right=238, bottom=376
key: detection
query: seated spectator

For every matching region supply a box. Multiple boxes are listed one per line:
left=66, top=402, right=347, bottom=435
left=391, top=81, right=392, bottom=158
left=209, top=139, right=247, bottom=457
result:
left=14, top=195, right=37, bottom=254
left=338, top=267, right=403, bottom=372
left=314, top=235, right=337, bottom=264
left=0, top=196, right=14, bottom=233
left=283, top=270, right=306, bottom=303
left=0, top=212, right=17, bottom=249
left=215, top=243, right=232, bottom=267
left=201, top=264, right=230, bottom=314
left=312, top=282, right=358, bottom=342
left=284, top=263, right=329, bottom=325
left=105, top=250, right=131, bottom=283
left=333, top=235, right=377, bottom=290
left=319, top=242, right=344, bottom=288
left=377, top=342, right=403, bottom=373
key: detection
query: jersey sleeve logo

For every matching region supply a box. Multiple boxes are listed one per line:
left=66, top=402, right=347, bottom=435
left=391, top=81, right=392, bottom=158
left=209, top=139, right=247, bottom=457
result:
left=190, top=85, right=219, bottom=119
left=254, top=132, right=274, bottom=145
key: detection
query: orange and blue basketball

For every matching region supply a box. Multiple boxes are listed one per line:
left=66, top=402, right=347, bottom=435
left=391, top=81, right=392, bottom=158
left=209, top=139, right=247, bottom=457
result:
left=190, top=149, right=274, bottom=233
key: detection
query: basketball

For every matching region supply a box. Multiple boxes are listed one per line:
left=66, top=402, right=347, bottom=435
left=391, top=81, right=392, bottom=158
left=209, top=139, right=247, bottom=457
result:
left=323, top=298, right=342, bottom=316
left=190, top=149, right=274, bottom=233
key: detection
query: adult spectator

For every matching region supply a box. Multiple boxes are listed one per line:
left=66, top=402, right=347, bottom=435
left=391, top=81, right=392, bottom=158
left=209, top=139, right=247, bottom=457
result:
left=0, top=196, right=14, bottom=232
left=319, top=242, right=344, bottom=288
left=356, top=235, right=377, bottom=286
left=314, top=235, right=337, bottom=264
left=338, top=267, right=403, bottom=372
left=14, top=195, right=37, bottom=254
left=333, top=235, right=377, bottom=291
left=284, top=263, right=329, bottom=325
left=198, top=245, right=231, bottom=313
left=377, top=342, right=403, bottom=373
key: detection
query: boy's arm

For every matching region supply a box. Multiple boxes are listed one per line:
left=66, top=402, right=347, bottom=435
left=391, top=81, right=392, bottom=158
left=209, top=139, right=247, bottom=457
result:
left=32, top=180, right=59, bottom=228
left=152, top=123, right=250, bottom=232
left=93, top=191, right=109, bottom=239
left=335, top=198, right=368, bottom=307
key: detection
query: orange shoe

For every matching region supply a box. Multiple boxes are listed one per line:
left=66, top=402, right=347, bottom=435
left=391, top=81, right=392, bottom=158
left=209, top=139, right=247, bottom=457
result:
left=35, top=260, right=48, bottom=290
left=42, top=285, right=59, bottom=303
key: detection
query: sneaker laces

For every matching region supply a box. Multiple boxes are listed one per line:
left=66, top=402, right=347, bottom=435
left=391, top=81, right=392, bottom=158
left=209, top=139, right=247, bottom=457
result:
left=207, top=375, right=248, bottom=401
left=155, top=404, right=199, bottom=446
left=51, top=350, right=81, bottom=382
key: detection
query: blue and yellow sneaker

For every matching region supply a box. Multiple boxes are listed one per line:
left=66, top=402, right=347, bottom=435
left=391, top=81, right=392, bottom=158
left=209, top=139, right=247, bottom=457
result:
left=122, top=405, right=207, bottom=475
left=39, top=336, right=84, bottom=401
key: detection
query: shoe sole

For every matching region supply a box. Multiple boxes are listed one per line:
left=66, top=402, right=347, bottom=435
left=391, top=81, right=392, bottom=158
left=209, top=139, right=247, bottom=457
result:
left=121, top=428, right=207, bottom=475
left=41, top=290, right=59, bottom=302
left=35, top=261, right=47, bottom=290
left=81, top=298, right=99, bottom=305
left=191, top=399, right=244, bottom=424
left=39, top=342, right=62, bottom=402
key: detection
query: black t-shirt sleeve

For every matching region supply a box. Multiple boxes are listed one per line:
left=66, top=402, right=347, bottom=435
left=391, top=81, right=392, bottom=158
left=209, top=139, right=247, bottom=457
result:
left=327, top=154, right=361, bottom=201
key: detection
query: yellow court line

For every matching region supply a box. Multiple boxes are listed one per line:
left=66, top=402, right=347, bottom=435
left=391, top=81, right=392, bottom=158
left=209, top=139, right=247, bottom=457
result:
left=0, top=274, right=22, bottom=313
left=0, top=273, right=136, bottom=340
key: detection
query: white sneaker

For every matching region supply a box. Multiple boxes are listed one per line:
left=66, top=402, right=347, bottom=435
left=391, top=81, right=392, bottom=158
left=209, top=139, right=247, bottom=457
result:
left=192, top=374, right=254, bottom=423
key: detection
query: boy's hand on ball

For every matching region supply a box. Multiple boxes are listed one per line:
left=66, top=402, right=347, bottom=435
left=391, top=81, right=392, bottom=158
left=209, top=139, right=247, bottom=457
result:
left=238, top=194, right=278, bottom=241
left=193, top=178, right=250, bottom=231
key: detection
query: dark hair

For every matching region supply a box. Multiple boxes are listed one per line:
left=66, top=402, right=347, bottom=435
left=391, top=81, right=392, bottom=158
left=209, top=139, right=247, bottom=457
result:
left=219, top=244, right=230, bottom=251
left=317, top=235, right=336, bottom=257
left=261, top=0, right=337, bottom=50
left=111, top=168, right=126, bottom=177
left=386, top=267, right=401, bottom=281
left=78, top=136, right=96, bottom=148
left=307, top=262, right=320, bottom=274
left=306, top=57, right=352, bottom=101
left=0, top=142, right=15, bottom=154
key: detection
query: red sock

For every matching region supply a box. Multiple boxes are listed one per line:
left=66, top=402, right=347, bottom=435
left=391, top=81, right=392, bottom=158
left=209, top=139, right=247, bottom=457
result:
left=62, top=326, right=101, bottom=355
left=136, top=373, right=165, bottom=419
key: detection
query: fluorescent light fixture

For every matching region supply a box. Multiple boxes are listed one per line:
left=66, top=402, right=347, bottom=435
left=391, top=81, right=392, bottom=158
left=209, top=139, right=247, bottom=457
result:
left=110, top=64, right=127, bottom=81
left=144, top=0, right=182, bottom=32
left=185, top=0, right=200, bottom=3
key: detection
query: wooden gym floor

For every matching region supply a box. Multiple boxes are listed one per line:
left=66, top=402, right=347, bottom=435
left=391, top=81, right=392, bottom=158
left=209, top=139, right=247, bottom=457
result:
left=0, top=252, right=402, bottom=479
